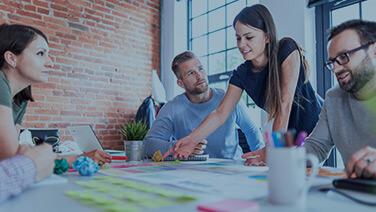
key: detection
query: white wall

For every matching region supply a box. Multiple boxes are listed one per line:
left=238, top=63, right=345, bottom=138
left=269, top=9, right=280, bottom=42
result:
left=160, top=0, right=186, bottom=100
left=261, top=0, right=317, bottom=89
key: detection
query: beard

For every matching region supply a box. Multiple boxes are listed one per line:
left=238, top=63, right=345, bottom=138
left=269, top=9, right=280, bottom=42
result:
left=337, top=55, right=376, bottom=93
left=186, top=81, right=209, bottom=95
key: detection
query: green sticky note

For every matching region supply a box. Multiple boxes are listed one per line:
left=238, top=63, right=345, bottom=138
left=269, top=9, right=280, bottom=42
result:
left=93, top=176, right=114, bottom=181
left=155, top=189, right=184, bottom=198
left=91, top=195, right=122, bottom=206
left=99, top=166, right=112, bottom=170
left=66, top=190, right=98, bottom=203
left=137, top=186, right=160, bottom=193
left=108, top=178, right=128, bottom=185
left=169, top=160, right=182, bottom=164
left=175, top=195, right=198, bottom=202
left=75, top=181, right=104, bottom=189
left=110, top=191, right=135, bottom=199
left=95, top=185, right=122, bottom=193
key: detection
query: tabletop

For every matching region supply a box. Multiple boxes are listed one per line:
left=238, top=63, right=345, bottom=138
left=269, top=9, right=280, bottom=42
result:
left=1, top=158, right=375, bottom=212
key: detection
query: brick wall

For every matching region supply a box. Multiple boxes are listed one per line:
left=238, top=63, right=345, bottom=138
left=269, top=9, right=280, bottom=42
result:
left=0, top=0, right=160, bottom=149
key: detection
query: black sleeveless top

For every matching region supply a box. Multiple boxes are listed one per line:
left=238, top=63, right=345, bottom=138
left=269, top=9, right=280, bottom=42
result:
left=229, top=38, right=323, bottom=134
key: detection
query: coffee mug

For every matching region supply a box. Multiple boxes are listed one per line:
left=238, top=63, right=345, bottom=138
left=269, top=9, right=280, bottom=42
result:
left=267, top=147, right=319, bottom=205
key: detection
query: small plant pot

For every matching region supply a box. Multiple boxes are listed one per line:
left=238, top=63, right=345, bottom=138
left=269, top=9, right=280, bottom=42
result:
left=124, top=140, right=145, bottom=161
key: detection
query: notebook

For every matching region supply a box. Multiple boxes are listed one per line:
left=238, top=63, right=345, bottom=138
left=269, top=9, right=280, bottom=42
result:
left=164, top=154, right=209, bottom=161
left=67, top=125, right=122, bottom=155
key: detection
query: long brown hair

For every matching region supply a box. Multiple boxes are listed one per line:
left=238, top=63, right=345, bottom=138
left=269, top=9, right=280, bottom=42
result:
left=233, top=5, right=309, bottom=121
left=0, top=24, right=48, bottom=104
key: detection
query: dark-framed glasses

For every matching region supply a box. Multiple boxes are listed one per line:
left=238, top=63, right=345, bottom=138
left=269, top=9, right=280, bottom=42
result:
left=325, top=42, right=374, bottom=70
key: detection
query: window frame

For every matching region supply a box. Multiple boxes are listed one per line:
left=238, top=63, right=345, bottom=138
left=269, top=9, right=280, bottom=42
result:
left=187, top=0, right=257, bottom=107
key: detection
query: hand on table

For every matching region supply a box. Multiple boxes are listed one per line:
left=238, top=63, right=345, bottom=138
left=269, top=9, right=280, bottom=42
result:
left=163, top=136, right=199, bottom=160
left=242, top=147, right=266, bottom=166
left=17, top=143, right=56, bottom=182
left=346, top=146, right=376, bottom=179
left=82, top=149, right=111, bottom=166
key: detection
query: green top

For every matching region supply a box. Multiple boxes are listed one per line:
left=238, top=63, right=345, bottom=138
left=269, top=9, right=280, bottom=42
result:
left=0, top=71, right=28, bottom=125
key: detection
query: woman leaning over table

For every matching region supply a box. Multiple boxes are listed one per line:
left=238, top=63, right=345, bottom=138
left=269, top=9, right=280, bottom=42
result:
left=164, top=4, right=323, bottom=165
left=0, top=23, right=111, bottom=166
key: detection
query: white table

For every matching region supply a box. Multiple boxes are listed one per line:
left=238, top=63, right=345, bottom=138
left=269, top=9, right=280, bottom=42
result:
left=1, top=159, right=375, bottom=212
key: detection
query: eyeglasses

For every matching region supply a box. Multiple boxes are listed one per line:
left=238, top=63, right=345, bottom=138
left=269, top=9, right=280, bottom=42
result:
left=325, top=42, right=374, bottom=71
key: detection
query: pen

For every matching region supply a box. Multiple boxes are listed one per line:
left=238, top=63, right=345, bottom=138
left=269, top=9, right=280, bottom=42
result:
left=272, top=131, right=282, bottom=148
left=264, top=131, right=274, bottom=147
left=284, top=130, right=294, bottom=147
left=295, top=131, right=307, bottom=147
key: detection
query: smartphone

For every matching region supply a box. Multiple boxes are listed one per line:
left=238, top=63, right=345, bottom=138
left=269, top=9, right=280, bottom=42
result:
left=333, top=178, right=376, bottom=194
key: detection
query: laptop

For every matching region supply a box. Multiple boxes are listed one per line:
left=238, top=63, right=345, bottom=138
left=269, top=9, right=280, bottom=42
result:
left=67, top=125, right=123, bottom=155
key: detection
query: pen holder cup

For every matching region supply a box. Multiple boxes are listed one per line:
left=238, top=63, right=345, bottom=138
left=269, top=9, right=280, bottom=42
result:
left=123, top=140, right=146, bottom=161
left=267, top=147, right=319, bottom=205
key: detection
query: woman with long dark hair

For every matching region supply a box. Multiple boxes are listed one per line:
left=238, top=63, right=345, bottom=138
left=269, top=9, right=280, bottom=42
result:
left=0, top=24, right=111, bottom=165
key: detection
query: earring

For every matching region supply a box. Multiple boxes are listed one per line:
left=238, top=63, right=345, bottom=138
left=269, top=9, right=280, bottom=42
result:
left=12, top=63, right=15, bottom=69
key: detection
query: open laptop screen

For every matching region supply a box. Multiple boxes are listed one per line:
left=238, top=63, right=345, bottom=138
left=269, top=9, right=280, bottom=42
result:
left=67, top=125, right=104, bottom=153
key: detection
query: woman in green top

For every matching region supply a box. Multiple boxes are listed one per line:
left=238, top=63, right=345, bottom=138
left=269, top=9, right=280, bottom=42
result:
left=0, top=24, right=111, bottom=166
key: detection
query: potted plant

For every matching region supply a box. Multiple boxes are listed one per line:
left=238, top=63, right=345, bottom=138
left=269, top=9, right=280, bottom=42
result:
left=119, top=120, right=149, bottom=161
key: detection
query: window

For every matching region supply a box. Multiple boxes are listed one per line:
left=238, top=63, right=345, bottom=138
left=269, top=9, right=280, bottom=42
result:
left=188, top=0, right=261, bottom=126
left=314, top=0, right=376, bottom=167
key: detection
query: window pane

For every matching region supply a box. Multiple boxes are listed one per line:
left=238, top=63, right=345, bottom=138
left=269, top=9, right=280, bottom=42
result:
left=192, top=15, right=207, bottom=38
left=209, top=52, right=225, bottom=75
left=246, top=0, right=259, bottom=6
left=226, top=26, right=237, bottom=48
left=241, top=91, right=248, bottom=104
left=208, top=7, right=225, bottom=32
left=227, top=48, right=243, bottom=71
left=208, top=0, right=223, bottom=10
left=199, top=56, right=208, bottom=74
left=192, top=36, right=207, bottom=56
left=331, top=4, right=359, bottom=27
left=362, top=0, right=376, bottom=21
left=192, top=0, right=207, bottom=17
left=208, top=30, right=225, bottom=54
left=210, top=81, right=227, bottom=90
left=227, top=0, right=245, bottom=26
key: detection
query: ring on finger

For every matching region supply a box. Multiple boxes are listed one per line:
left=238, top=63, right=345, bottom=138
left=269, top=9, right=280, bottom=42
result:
left=363, top=157, right=372, bottom=164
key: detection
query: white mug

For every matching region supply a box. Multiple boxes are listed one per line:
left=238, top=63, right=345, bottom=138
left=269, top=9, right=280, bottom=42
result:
left=267, top=147, right=319, bottom=205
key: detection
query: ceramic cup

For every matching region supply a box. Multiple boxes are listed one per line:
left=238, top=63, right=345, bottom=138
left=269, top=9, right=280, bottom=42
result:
left=267, top=147, right=319, bottom=205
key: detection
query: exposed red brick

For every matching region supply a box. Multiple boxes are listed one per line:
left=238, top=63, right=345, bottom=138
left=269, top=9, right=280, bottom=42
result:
left=0, top=0, right=160, bottom=149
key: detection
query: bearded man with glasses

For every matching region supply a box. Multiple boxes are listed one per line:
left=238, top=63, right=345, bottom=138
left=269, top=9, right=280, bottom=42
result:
left=305, top=19, right=376, bottom=179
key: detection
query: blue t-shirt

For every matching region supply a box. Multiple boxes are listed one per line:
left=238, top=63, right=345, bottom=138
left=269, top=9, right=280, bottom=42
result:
left=229, top=38, right=323, bottom=134
left=144, top=88, right=264, bottom=159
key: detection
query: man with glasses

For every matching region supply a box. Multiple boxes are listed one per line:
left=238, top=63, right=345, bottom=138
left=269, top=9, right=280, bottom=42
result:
left=305, top=20, right=376, bottom=179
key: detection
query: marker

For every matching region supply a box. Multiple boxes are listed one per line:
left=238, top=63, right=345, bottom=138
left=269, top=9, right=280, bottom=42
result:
left=272, top=131, right=282, bottom=148
left=111, top=156, right=128, bottom=160
left=284, top=130, right=294, bottom=147
left=264, top=131, right=274, bottom=147
left=295, top=131, right=308, bottom=147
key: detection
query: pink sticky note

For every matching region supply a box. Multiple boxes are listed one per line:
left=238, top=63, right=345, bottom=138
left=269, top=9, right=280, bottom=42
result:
left=197, top=199, right=259, bottom=212
left=110, top=164, right=152, bottom=169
